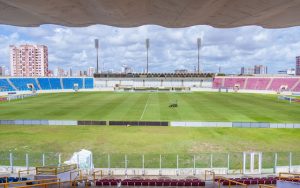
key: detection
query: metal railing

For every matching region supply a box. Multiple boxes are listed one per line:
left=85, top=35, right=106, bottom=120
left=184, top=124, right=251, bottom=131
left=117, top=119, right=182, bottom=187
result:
left=204, top=170, right=215, bottom=181
left=92, top=170, right=103, bottom=182
left=36, top=164, right=77, bottom=175
left=258, top=185, right=276, bottom=188
left=216, top=176, right=248, bottom=188
left=18, top=169, right=36, bottom=179
left=0, top=178, right=60, bottom=188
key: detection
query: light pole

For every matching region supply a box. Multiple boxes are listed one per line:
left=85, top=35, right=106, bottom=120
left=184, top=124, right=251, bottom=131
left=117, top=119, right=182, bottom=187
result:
left=146, top=38, right=149, bottom=74
left=95, top=39, right=99, bottom=74
left=197, top=38, right=201, bottom=73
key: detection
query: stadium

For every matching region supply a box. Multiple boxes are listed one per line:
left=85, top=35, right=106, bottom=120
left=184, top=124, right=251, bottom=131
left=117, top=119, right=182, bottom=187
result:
left=1, top=1, right=300, bottom=188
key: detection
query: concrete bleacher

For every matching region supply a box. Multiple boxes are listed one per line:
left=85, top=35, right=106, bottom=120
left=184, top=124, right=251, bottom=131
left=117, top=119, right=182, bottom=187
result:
left=0, top=77, right=94, bottom=92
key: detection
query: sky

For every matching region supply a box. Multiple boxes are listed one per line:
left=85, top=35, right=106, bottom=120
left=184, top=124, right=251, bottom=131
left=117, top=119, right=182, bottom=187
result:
left=0, top=24, right=300, bottom=74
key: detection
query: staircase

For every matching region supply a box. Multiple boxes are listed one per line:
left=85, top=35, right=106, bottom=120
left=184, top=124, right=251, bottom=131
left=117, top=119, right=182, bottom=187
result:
left=6, top=78, right=18, bottom=91
left=221, top=78, right=225, bottom=88
left=60, top=78, right=64, bottom=89
left=291, top=78, right=300, bottom=91
left=266, top=78, right=274, bottom=90
left=35, top=78, right=42, bottom=90
left=243, top=77, right=248, bottom=89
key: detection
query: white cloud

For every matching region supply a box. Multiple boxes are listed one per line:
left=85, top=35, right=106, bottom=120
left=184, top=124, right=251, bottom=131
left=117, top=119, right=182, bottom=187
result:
left=0, top=24, right=300, bottom=74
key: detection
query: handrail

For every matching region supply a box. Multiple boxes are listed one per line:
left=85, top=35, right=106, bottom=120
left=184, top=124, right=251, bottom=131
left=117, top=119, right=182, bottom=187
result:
left=18, top=169, right=36, bottom=178
left=279, top=172, right=300, bottom=179
left=14, top=180, right=68, bottom=188
left=216, top=176, right=248, bottom=188
left=258, top=185, right=276, bottom=188
left=92, top=170, right=103, bottom=182
left=36, top=164, right=77, bottom=175
left=204, top=170, right=215, bottom=181
left=0, top=178, right=60, bottom=188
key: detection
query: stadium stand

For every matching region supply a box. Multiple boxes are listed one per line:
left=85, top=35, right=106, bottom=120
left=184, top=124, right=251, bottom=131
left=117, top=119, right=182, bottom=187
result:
left=96, top=178, right=205, bottom=187
left=49, top=78, right=62, bottom=89
left=215, top=177, right=277, bottom=186
left=37, top=78, right=51, bottom=90
left=213, top=77, right=300, bottom=92
left=0, top=77, right=93, bottom=91
left=0, top=79, right=15, bottom=91
left=84, top=78, right=94, bottom=89
left=0, top=177, right=28, bottom=183
left=10, top=78, right=39, bottom=91
left=63, top=78, right=83, bottom=89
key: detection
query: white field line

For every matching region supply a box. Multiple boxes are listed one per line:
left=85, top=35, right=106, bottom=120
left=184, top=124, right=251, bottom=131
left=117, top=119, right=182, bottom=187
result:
left=140, top=95, right=150, bottom=120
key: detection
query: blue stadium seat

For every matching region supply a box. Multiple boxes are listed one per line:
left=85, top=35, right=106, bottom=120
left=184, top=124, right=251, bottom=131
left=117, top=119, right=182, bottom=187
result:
left=84, top=78, right=94, bottom=89
left=9, top=78, right=39, bottom=91
left=62, top=78, right=83, bottom=89
left=49, top=78, right=62, bottom=89
left=37, top=78, right=51, bottom=90
left=0, top=79, right=15, bottom=91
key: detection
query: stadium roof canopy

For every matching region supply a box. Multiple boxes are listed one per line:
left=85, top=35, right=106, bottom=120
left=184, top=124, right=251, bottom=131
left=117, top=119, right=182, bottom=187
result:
left=1, top=0, right=300, bottom=28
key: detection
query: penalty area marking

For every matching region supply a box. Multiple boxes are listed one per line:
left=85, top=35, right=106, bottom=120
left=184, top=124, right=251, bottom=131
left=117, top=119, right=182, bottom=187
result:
left=140, top=94, right=150, bottom=120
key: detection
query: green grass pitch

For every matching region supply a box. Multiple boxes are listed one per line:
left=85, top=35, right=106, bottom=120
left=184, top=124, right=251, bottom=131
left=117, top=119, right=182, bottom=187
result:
left=0, top=126, right=300, bottom=168
left=1, top=91, right=300, bottom=167
left=0, top=91, right=300, bottom=122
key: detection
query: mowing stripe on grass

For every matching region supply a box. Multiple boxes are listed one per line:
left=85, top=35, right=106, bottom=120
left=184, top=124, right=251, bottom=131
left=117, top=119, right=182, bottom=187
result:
left=140, top=94, right=150, bottom=120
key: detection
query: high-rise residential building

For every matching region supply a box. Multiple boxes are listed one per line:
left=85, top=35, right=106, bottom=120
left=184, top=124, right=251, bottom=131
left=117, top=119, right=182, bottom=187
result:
left=0, top=65, right=6, bottom=76
left=254, top=65, right=267, bottom=74
left=296, top=56, right=300, bottom=76
left=10, top=44, right=48, bottom=77
left=0, top=66, right=3, bottom=76
left=54, top=67, right=65, bottom=77
left=69, top=68, right=73, bottom=77
left=241, top=67, right=254, bottom=75
left=88, top=67, right=95, bottom=76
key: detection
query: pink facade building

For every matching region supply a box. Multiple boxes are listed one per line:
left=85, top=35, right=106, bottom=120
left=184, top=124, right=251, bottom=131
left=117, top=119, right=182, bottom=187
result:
left=10, top=44, right=48, bottom=77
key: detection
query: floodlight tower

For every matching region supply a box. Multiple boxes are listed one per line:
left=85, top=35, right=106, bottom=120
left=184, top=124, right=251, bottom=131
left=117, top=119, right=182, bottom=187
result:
left=146, top=38, right=150, bottom=74
left=197, top=38, right=201, bottom=73
left=95, top=39, right=99, bottom=73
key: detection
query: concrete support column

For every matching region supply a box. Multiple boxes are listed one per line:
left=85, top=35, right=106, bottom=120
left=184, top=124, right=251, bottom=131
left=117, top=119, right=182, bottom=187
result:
left=42, top=153, right=45, bottom=166
left=227, top=153, right=230, bottom=174
left=10, top=153, right=13, bottom=173
left=58, top=153, right=61, bottom=165
left=26, top=153, right=29, bottom=171
left=176, top=155, right=179, bottom=176
left=125, top=155, right=127, bottom=176
left=274, top=153, right=278, bottom=173
left=243, top=152, right=246, bottom=174
left=159, top=154, right=162, bottom=175
left=258, top=153, right=262, bottom=174
left=142, top=154, right=145, bottom=176
left=250, top=153, right=255, bottom=173
left=289, top=152, right=292, bottom=173
left=193, top=155, right=196, bottom=175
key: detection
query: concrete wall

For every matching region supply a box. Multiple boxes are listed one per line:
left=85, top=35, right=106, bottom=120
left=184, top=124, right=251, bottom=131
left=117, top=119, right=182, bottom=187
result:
left=170, top=121, right=300, bottom=128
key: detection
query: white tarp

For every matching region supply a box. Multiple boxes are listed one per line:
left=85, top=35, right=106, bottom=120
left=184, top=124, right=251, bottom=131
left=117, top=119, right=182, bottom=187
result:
left=64, top=149, right=94, bottom=170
